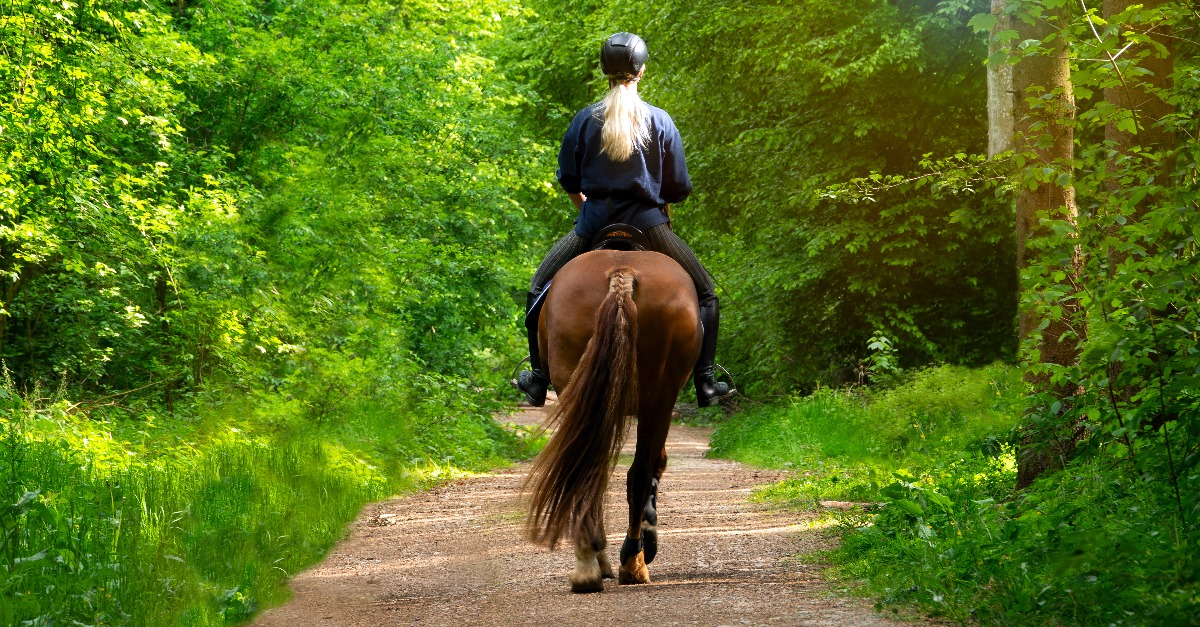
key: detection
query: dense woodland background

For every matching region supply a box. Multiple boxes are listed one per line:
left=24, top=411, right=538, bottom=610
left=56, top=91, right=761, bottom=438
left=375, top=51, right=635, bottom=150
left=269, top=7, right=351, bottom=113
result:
left=1, top=0, right=1197, bottom=624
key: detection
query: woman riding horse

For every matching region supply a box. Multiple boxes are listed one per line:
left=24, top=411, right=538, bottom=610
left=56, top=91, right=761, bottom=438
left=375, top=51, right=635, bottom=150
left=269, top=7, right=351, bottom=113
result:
left=516, top=32, right=734, bottom=408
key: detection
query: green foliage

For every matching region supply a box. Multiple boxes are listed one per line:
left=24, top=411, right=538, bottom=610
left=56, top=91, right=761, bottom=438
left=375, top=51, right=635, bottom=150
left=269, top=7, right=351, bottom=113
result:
left=714, top=362, right=1200, bottom=623
left=981, top=0, right=1200, bottom=535
left=810, top=7, right=1200, bottom=620
left=0, top=0, right=242, bottom=392
left=510, top=0, right=1018, bottom=392
left=0, top=366, right=534, bottom=625
left=866, top=332, right=902, bottom=386
left=837, top=459, right=1199, bottom=625
left=2, top=0, right=553, bottom=397
left=710, top=363, right=1022, bottom=503
left=0, top=0, right=549, bottom=622
left=170, top=0, right=554, bottom=392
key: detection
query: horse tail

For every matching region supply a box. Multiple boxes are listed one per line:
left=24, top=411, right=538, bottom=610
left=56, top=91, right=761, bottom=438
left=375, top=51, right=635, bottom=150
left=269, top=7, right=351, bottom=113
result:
left=525, top=267, right=640, bottom=548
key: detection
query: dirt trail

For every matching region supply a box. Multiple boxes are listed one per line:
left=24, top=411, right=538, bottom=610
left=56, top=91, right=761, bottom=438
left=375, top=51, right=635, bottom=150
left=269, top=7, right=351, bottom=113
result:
left=253, top=397, right=903, bottom=626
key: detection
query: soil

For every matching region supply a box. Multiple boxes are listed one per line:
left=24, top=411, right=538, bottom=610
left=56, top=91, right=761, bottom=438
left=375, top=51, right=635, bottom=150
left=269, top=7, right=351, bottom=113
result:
left=252, top=396, right=908, bottom=626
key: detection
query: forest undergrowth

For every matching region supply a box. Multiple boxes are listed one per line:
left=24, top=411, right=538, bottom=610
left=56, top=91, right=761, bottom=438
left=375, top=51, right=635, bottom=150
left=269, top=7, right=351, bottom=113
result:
left=0, top=1, right=549, bottom=622
left=710, top=363, right=1198, bottom=625
left=0, top=367, right=537, bottom=625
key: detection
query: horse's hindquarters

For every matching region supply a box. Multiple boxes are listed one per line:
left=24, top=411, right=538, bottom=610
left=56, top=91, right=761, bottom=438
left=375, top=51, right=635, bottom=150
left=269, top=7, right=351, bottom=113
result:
left=528, top=250, right=701, bottom=593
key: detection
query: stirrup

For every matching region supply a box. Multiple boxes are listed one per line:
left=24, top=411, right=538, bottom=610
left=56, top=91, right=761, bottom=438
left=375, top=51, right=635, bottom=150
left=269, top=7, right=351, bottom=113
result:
left=509, top=355, right=531, bottom=390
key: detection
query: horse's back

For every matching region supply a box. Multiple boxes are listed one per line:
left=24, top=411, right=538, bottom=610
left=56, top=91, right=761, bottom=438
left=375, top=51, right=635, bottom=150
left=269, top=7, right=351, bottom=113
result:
left=541, top=250, right=701, bottom=397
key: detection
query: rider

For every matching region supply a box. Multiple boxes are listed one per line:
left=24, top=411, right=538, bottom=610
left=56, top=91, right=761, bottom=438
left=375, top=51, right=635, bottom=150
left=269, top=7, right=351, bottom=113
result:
left=516, top=32, right=734, bottom=409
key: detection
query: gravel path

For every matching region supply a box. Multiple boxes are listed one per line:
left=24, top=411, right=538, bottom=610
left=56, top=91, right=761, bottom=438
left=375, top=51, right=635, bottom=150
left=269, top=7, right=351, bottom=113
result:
left=253, top=397, right=904, bottom=626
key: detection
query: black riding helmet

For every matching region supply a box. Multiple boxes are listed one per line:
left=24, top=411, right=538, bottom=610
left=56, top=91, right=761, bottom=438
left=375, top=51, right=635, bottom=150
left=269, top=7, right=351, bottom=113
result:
left=600, top=32, right=648, bottom=79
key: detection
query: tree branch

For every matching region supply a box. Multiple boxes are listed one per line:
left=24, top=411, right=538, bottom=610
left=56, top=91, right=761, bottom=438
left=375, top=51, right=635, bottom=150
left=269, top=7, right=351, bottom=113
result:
left=1080, top=0, right=1142, bottom=135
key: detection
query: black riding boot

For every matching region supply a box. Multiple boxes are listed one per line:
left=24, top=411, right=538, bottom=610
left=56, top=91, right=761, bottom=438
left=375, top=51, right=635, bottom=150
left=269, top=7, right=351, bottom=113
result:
left=695, top=296, right=734, bottom=407
left=516, top=291, right=550, bottom=406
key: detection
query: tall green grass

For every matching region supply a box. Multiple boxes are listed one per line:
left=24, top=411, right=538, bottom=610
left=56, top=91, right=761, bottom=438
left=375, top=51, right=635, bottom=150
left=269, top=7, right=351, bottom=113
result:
left=708, top=363, right=1199, bottom=625
left=0, top=381, right=534, bottom=625
left=709, top=363, right=1022, bottom=506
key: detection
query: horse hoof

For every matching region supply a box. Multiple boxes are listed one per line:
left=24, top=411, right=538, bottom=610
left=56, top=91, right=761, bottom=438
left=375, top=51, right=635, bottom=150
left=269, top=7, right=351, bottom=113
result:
left=571, top=553, right=604, bottom=593
left=618, top=552, right=650, bottom=585
left=570, top=577, right=604, bottom=593
left=641, top=521, right=658, bottom=565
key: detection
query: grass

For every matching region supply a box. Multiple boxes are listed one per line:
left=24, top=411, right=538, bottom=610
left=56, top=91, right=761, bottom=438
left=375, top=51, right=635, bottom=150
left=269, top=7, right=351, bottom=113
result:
left=707, top=362, right=1200, bottom=625
left=0, top=379, right=537, bottom=625
left=709, top=362, right=1023, bottom=507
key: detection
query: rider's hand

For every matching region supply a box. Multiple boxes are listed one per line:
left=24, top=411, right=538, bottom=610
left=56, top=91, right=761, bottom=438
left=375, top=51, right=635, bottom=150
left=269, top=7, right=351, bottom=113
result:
left=569, top=192, right=586, bottom=210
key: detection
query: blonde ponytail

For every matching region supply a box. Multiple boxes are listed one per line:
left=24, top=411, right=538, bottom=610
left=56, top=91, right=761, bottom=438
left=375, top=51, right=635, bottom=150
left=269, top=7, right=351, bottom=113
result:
left=599, top=80, right=650, bottom=161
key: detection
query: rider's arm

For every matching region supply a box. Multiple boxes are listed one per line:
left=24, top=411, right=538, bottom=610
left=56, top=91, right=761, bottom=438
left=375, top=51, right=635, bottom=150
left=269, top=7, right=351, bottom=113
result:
left=568, top=192, right=586, bottom=209
left=659, top=113, right=693, bottom=204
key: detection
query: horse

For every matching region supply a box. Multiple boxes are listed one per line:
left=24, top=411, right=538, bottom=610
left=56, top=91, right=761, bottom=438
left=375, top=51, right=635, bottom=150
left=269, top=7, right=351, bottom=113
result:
left=523, top=249, right=702, bottom=593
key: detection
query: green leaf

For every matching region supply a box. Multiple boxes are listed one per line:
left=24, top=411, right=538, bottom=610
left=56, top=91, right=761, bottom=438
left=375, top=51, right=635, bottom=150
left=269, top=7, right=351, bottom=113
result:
left=893, top=498, right=925, bottom=517
left=968, top=13, right=999, bottom=33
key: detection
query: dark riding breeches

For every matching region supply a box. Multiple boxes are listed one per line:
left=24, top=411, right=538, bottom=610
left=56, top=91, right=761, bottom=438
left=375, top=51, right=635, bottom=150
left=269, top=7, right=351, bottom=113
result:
left=529, top=224, right=716, bottom=303
left=529, top=231, right=589, bottom=293
left=644, top=225, right=716, bottom=303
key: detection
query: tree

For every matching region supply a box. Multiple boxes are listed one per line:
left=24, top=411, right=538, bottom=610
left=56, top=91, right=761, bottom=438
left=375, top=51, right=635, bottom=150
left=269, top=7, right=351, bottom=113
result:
left=993, top=0, right=1195, bottom=489
left=1003, top=1, right=1086, bottom=487
left=988, top=0, right=1015, bottom=157
left=0, top=1, right=236, bottom=395
left=1101, top=0, right=1175, bottom=268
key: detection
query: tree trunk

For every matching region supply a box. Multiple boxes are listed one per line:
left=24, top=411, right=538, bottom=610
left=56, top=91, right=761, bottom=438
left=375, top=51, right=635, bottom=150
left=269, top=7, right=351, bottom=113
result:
left=0, top=282, right=11, bottom=358
left=1, top=271, right=30, bottom=371
left=988, top=0, right=1014, bottom=158
left=1103, top=0, right=1174, bottom=157
left=157, top=272, right=174, bottom=413
left=1012, top=4, right=1083, bottom=489
left=0, top=263, right=27, bottom=358
left=1104, top=0, right=1175, bottom=267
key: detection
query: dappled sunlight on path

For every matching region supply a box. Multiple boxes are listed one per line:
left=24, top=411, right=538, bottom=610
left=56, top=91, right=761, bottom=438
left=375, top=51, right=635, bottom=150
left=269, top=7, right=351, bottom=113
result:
left=253, top=398, right=902, bottom=626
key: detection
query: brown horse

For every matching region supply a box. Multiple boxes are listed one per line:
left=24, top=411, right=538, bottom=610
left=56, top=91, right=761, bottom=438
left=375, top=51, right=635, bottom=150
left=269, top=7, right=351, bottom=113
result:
left=523, top=249, right=702, bottom=593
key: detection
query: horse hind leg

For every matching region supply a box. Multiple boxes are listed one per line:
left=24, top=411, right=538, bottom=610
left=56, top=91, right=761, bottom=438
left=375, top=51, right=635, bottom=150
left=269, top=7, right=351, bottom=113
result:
left=642, top=446, right=667, bottom=565
left=597, top=516, right=615, bottom=579
left=570, top=537, right=604, bottom=593
left=619, top=422, right=669, bottom=584
left=569, top=503, right=605, bottom=593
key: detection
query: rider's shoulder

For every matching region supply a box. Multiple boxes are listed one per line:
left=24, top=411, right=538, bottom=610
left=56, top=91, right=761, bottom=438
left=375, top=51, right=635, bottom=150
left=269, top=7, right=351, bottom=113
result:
left=644, top=103, right=679, bottom=132
left=578, top=102, right=603, bottom=121
left=573, top=101, right=678, bottom=132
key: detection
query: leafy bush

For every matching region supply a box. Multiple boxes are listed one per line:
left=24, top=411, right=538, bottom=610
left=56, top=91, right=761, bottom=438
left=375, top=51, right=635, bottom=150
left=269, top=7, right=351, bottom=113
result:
left=838, top=460, right=1200, bottom=625
left=710, top=363, right=1022, bottom=474
left=712, top=360, right=1200, bottom=624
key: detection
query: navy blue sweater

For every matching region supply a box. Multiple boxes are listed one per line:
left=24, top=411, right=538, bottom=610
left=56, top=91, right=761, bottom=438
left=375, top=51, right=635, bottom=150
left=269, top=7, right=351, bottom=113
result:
left=556, top=101, right=693, bottom=239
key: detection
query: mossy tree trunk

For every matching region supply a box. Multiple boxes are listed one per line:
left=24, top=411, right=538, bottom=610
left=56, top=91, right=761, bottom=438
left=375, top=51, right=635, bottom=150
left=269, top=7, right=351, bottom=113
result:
left=1011, top=3, right=1083, bottom=489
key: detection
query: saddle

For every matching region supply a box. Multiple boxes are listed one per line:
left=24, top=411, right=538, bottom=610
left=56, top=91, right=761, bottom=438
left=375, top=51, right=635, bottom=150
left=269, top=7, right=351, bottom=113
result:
left=589, top=223, right=649, bottom=251
left=525, top=224, right=649, bottom=331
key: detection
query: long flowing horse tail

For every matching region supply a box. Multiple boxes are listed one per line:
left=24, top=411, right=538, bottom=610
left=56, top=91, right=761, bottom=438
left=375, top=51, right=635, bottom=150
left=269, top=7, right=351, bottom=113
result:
left=525, top=267, right=640, bottom=548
